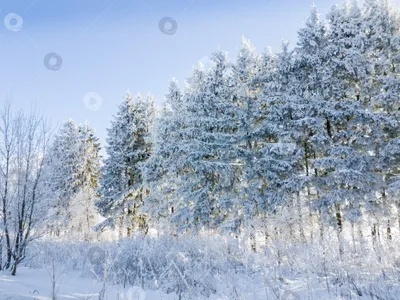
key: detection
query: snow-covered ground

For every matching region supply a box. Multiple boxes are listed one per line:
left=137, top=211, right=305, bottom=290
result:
left=0, top=267, right=312, bottom=300
left=2, top=259, right=398, bottom=299
left=0, top=267, right=166, bottom=300
left=0, top=266, right=342, bottom=300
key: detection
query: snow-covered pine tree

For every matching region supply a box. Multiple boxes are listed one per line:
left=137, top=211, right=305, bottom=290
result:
left=98, top=92, right=152, bottom=237
left=361, top=0, right=400, bottom=236
left=324, top=1, right=367, bottom=102
left=69, top=123, right=101, bottom=241
left=236, top=46, right=278, bottom=245
left=125, top=94, right=152, bottom=235
left=293, top=5, right=329, bottom=240
left=310, top=1, right=383, bottom=251
left=77, top=122, right=101, bottom=192
left=46, top=120, right=81, bottom=235
left=45, top=120, right=101, bottom=239
left=144, top=93, right=155, bottom=135
left=171, top=51, right=240, bottom=232
left=229, top=37, right=262, bottom=234
left=254, top=41, right=305, bottom=241
left=98, top=92, right=135, bottom=236
left=142, top=79, right=185, bottom=232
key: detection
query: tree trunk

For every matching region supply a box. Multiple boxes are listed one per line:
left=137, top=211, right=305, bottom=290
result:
left=371, top=223, right=377, bottom=243
left=371, top=216, right=382, bottom=262
left=296, top=193, right=306, bottom=242
left=335, top=203, right=344, bottom=255
left=118, top=215, right=123, bottom=238
left=387, top=219, right=392, bottom=241
left=335, top=204, right=343, bottom=233
left=381, top=189, right=392, bottom=241
left=5, top=237, right=12, bottom=270
left=2, top=182, right=12, bottom=270
left=250, top=224, right=256, bottom=252
left=288, top=222, right=294, bottom=239
left=127, top=207, right=133, bottom=237
left=351, top=222, right=356, bottom=253
left=10, top=258, right=17, bottom=276
left=318, top=209, right=324, bottom=241
left=304, top=140, right=310, bottom=196
left=309, top=207, right=314, bottom=241
left=263, top=215, right=269, bottom=246
left=274, top=226, right=281, bottom=266
left=357, top=222, right=365, bottom=252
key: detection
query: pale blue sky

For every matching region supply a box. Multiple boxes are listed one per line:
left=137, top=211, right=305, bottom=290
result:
left=1, top=0, right=399, bottom=147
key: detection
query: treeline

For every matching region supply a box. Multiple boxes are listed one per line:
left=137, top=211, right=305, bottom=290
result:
left=57, top=0, right=400, bottom=245
left=138, top=0, right=399, bottom=241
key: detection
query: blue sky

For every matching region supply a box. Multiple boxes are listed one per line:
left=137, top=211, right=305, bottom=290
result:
left=1, top=0, right=399, bottom=148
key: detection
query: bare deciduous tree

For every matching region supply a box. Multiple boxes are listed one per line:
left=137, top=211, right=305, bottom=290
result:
left=0, top=101, right=51, bottom=275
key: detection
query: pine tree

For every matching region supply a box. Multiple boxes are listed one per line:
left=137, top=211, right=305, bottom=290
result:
left=46, top=120, right=81, bottom=234
left=45, top=120, right=101, bottom=238
left=255, top=42, right=306, bottom=240
left=142, top=79, right=184, bottom=231
left=98, top=92, right=153, bottom=236
left=170, top=51, right=240, bottom=231
left=73, top=123, right=101, bottom=240
left=98, top=92, right=137, bottom=235
left=325, top=1, right=367, bottom=102
left=78, top=122, right=101, bottom=192
left=309, top=2, right=383, bottom=251
left=230, top=37, right=262, bottom=233
left=362, top=0, right=400, bottom=235
left=293, top=6, right=329, bottom=240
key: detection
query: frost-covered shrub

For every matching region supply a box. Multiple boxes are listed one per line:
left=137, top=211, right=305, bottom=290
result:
left=23, top=232, right=400, bottom=299
left=25, top=235, right=257, bottom=299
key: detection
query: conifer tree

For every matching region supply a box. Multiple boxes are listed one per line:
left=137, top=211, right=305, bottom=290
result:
left=46, top=120, right=100, bottom=238
left=170, top=52, right=240, bottom=231
left=98, top=92, right=153, bottom=236
left=142, top=79, right=184, bottom=231
left=46, top=120, right=81, bottom=234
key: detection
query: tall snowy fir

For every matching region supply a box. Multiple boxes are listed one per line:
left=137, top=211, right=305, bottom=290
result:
left=72, top=123, right=101, bottom=240
left=46, top=120, right=81, bottom=235
left=311, top=1, right=384, bottom=250
left=98, top=92, right=153, bottom=236
left=167, top=52, right=240, bottom=231
left=142, top=79, right=185, bottom=232
left=362, top=0, right=400, bottom=235
left=292, top=6, right=330, bottom=240
left=230, top=37, right=262, bottom=231
left=254, top=41, right=306, bottom=241
left=45, top=120, right=101, bottom=239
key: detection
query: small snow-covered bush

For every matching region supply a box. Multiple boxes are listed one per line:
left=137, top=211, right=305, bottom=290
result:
left=24, top=235, right=258, bottom=299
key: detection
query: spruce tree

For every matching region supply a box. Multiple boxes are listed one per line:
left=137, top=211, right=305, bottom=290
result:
left=171, top=51, right=240, bottom=231
left=46, top=120, right=81, bottom=234
left=142, top=79, right=184, bottom=231
left=98, top=92, right=153, bottom=236
left=46, top=120, right=101, bottom=238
